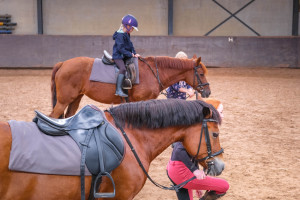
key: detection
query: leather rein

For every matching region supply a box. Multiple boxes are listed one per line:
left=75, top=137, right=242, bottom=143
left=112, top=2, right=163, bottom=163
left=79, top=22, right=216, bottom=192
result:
left=106, top=110, right=223, bottom=191
left=138, top=57, right=209, bottom=93
left=138, top=57, right=164, bottom=91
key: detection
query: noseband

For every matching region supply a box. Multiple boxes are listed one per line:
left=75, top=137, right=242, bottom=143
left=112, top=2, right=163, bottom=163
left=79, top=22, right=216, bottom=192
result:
left=192, top=119, right=224, bottom=174
left=193, top=64, right=209, bottom=92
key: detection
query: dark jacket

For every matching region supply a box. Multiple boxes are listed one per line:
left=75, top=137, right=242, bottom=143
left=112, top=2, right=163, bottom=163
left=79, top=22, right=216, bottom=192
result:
left=171, top=142, right=199, bottom=172
left=112, top=30, right=136, bottom=60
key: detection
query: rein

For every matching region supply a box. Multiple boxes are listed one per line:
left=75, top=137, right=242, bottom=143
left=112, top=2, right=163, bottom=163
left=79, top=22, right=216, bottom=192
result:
left=106, top=109, right=224, bottom=192
left=138, top=57, right=164, bottom=91
left=139, top=57, right=209, bottom=97
left=106, top=109, right=195, bottom=192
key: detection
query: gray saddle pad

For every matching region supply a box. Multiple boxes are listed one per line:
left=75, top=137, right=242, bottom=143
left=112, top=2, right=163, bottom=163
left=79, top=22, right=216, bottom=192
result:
left=33, top=105, right=125, bottom=176
left=89, top=57, right=139, bottom=84
left=8, top=120, right=91, bottom=176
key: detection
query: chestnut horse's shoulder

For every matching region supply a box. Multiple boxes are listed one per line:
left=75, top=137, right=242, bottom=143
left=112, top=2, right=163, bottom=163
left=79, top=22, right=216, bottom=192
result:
left=0, top=121, right=11, bottom=169
left=0, top=121, right=11, bottom=135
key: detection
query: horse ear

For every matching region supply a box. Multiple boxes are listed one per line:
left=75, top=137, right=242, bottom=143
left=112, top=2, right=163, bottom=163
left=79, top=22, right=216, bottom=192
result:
left=203, top=106, right=212, bottom=118
left=192, top=54, right=197, bottom=59
left=196, top=57, right=202, bottom=65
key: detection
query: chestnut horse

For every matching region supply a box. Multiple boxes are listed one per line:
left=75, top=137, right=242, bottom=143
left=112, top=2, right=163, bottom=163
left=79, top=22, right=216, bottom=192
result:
left=49, top=56, right=211, bottom=118
left=0, top=99, right=224, bottom=200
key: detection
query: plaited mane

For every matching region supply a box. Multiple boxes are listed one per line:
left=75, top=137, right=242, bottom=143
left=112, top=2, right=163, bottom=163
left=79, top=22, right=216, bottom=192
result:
left=108, top=99, right=221, bottom=129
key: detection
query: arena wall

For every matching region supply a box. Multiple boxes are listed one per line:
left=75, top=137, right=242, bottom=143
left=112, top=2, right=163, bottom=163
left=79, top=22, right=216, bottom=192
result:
left=1, top=0, right=298, bottom=68
left=0, top=35, right=298, bottom=68
left=0, top=0, right=296, bottom=36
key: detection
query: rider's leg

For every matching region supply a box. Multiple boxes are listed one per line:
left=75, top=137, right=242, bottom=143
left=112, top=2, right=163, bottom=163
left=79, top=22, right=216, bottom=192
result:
left=114, top=59, right=128, bottom=97
left=167, top=161, right=229, bottom=199
left=167, top=169, right=191, bottom=200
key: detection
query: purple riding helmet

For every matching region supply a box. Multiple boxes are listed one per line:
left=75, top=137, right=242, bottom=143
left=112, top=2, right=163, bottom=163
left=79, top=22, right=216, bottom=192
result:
left=122, top=14, right=138, bottom=32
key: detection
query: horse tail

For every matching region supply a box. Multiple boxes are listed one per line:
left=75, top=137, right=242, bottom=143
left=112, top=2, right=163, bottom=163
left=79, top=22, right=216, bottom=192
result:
left=51, top=61, right=63, bottom=109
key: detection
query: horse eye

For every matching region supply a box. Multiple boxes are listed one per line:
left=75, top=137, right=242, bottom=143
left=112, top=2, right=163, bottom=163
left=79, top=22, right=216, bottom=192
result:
left=212, top=132, right=219, bottom=138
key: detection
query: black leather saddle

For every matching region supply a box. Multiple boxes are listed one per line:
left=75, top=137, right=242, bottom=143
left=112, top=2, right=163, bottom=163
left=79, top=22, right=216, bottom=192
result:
left=102, top=50, right=115, bottom=65
left=33, top=104, right=125, bottom=200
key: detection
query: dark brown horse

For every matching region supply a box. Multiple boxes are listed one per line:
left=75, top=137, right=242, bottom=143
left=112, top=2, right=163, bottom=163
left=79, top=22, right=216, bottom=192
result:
left=0, top=99, right=224, bottom=200
left=49, top=56, right=211, bottom=118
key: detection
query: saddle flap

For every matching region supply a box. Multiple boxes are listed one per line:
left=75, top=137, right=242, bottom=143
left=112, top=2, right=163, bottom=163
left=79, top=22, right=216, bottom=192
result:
left=85, top=122, right=125, bottom=175
left=34, top=105, right=105, bottom=136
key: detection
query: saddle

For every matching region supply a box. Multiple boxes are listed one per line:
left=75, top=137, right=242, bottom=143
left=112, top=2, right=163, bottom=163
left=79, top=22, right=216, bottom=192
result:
left=102, top=50, right=137, bottom=89
left=33, top=105, right=125, bottom=199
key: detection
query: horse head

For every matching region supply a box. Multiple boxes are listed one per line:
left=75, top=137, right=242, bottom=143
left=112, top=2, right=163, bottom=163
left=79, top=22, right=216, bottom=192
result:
left=182, top=106, right=224, bottom=176
left=185, top=55, right=211, bottom=98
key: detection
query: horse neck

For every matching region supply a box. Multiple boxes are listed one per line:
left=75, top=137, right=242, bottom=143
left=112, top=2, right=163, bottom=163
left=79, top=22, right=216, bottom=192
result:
left=156, top=58, right=193, bottom=90
left=129, top=126, right=186, bottom=162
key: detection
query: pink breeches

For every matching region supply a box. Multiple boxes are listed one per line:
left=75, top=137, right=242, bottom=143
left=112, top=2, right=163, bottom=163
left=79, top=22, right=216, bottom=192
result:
left=167, top=160, right=229, bottom=199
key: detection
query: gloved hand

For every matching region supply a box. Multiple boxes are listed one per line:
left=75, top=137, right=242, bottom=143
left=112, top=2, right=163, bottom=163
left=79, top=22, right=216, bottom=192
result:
left=193, top=169, right=206, bottom=180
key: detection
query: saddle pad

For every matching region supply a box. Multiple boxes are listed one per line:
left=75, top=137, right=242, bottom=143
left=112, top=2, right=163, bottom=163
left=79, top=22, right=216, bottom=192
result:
left=8, top=120, right=91, bottom=176
left=89, top=57, right=140, bottom=84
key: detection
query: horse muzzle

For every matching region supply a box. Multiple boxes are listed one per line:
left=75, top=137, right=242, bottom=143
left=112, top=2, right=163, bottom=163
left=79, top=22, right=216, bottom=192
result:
left=200, top=89, right=211, bottom=98
left=204, top=158, right=224, bottom=176
left=197, top=85, right=211, bottom=98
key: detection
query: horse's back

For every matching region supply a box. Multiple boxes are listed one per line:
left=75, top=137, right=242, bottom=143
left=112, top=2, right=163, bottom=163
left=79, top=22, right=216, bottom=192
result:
left=61, top=56, right=95, bottom=72
left=56, top=57, right=95, bottom=85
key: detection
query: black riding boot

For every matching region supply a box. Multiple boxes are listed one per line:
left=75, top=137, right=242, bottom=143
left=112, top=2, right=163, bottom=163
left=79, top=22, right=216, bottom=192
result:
left=115, top=74, right=128, bottom=97
left=199, top=191, right=226, bottom=200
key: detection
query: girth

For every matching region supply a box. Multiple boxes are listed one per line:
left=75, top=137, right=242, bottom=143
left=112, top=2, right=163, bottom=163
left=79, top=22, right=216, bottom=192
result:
left=33, top=105, right=125, bottom=199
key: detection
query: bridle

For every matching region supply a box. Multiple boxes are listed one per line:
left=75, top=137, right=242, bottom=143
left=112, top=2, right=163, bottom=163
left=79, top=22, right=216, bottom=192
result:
left=139, top=57, right=209, bottom=94
left=192, top=118, right=224, bottom=175
left=193, top=63, right=210, bottom=93
left=107, top=109, right=223, bottom=191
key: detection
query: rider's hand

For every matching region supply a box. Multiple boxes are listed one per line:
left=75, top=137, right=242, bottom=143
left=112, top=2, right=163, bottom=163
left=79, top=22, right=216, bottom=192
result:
left=187, top=89, right=195, bottom=98
left=193, top=169, right=206, bottom=180
left=195, top=190, right=204, bottom=198
left=134, top=54, right=140, bottom=57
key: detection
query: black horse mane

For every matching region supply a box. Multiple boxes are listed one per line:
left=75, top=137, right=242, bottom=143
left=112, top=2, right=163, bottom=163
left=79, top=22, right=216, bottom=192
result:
left=108, top=99, right=221, bottom=129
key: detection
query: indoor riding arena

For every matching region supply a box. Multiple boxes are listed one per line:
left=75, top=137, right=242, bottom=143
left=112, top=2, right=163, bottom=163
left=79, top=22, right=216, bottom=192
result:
left=0, top=1, right=299, bottom=200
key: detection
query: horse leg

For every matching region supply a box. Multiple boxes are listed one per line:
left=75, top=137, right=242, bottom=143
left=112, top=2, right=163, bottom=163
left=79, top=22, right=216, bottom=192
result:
left=50, top=84, right=83, bottom=118
left=65, top=94, right=83, bottom=118
left=49, top=101, right=68, bottom=118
